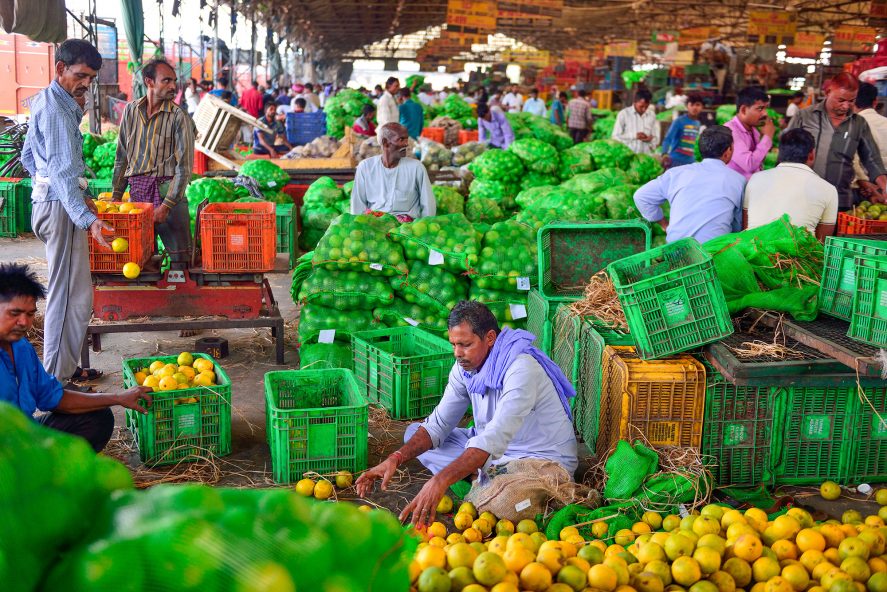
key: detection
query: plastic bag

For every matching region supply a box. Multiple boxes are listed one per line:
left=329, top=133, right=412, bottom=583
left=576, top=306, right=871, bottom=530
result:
left=389, top=261, right=469, bottom=314
left=451, top=141, right=488, bottom=166
left=312, top=213, right=409, bottom=276
left=389, top=214, right=481, bottom=273
left=299, top=268, right=395, bottom=310
left=474, top=220, right=537, bottom=291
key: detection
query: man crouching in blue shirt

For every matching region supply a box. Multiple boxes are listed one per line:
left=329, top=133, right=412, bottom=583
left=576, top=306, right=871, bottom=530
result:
left=356, top=301, right=578, bottom=525
left=0, top=264, right=152, bottom=451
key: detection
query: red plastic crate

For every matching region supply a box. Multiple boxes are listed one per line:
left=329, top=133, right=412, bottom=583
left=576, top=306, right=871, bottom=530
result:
left=458, top=130, right=479, bottom=144
left=88, top=203, right=154, bottom=272
left=193, top=149, right=208, bottom=175
left=837, top=211, right=887, bottom=235
left=420, top=127, right=445, bottom=144
left=200, top=201, right=276, bottom=272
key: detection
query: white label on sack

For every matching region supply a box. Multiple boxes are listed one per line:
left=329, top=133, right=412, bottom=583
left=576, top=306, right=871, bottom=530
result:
left=404, top=317, right=420, bottom=327
left=318, top=329, right=336, bottom=344
left=516, top=277, right=531, bottom=291
left=428, top=249, right=445, bottom=266
left=369, top=263, right=384, bottom=271
left=510, top=303, right=528, bottom=320
left=514, top=499, right=532, bottom=512
left=267, top=181, right=277, bottom=188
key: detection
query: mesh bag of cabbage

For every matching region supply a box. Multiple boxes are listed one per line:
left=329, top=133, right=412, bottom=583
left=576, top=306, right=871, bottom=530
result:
left=312, top=213, right=409, bottom=276
left=388, top=213, right=481, bottom=273
left=473, top=220, right=537, bottom=292
left=389, top=261, right=469, bottom=315
left=300, top=268, right=395, bottom=310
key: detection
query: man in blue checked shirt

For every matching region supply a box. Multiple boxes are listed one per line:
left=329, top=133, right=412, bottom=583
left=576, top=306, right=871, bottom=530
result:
left=21, top=39, right=113, bottom=387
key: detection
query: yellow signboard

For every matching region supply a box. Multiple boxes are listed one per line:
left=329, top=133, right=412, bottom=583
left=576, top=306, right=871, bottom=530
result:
left=747, top=10, right=797, bottom=44
left=446, top=0, right=496, bottom=37
left=497, top=0, right=564, bottom=27
left=562, top=49, right=592, bottom=63
left=679, top=26, right=720, bottom=46
left=605, top=40, right=638, bottom=58
left=502, top=48, right=551, bottom=68
left=788, top=32, right=825, bottom=58
left=832, top=25, right=877, bottom=53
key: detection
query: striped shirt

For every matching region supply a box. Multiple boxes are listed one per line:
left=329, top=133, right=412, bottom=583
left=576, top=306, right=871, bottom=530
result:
left=21, top=80, right=96, bottom=230
left=112, top=97, right=196, bottom=207
left=612, top=106, right=661, bottom=154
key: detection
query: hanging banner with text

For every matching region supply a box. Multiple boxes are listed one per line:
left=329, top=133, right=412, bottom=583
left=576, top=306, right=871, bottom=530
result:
left=446, top=0, right=496, bottom=42
left=605, top=40, right=638, bottom=58
left=651, top=30, right=679, bottom=50
left=497, top=0, right=563, bottom=28
left=501, top=48, right=551, bottom=68
left=787, top=32, right=825, bottom=58
left=747, top=10, right=797, bottom=45
left=679, top=26, right=720, bottom=47
left=832, top=25, right=877, bottom=53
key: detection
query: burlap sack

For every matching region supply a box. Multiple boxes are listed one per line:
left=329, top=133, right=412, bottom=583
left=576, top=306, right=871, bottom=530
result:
left=464, top=458, right=600, bottom=522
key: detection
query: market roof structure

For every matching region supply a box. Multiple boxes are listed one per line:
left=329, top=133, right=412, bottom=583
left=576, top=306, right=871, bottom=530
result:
left=233, top=0, right=880, bottom=60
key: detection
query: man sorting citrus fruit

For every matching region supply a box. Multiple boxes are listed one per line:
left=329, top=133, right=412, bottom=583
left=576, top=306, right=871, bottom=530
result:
left=112, top=58, right=196, bottom=269
left=0, top=264, right=152, bottom=452
left=356, top=301, right=578, bottom=526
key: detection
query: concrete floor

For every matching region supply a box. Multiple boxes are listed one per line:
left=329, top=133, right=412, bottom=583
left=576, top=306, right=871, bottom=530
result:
left=2, top=234, right=880, bottom=523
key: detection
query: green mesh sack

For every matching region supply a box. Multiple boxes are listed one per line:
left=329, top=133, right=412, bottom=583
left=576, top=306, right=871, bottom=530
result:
left=602, top=440, right=659, bottom=501
left=557, top=146, right=596, bottom=180
left=592, top=116, right=616, bottom=140
left=560, top=167, right=630, bottom=195
left=626, top=154, right=664, bottom=184
left=520, top=172, right=561, bottom=191
left=465, top=196, right=507, bottom=225
left=469, top=285, right=529, bottom=324
left=528, top=117, right=574, bottom=151
left=342, top=180, right=354, bottom=196
left=636, top=471, right=709, bottom=513
left=300, top=205, right=340, bottom=251
left=506, top=113, right=534, bottom=140
left=598, top=185, right=640, bottom=220
left=522, top=187, right=607, bottom=221
left=513, top=209, right=552, bottom=232
left=303, top=176, right=345, bottom=207
left=389, top=214, right=481, bottom=273
left=374, top=298, right=448, bottom=335
left=325, top=88, right=374, bottom=138
left=545, top=502, right=637, bottom=542
left=298, top=342, right=354, bottom=370
left=473, top=222, right=491, bottom=235
left=586, top=139, right=635, bottom=170
left=467, top=149, right=525, bottom=182
left=508, top=138, right=559, bottom=174
left=515, top=185, right=558, bottom=210
left=262, top=190, right=291, bottom=205
left=432, top=185, right=465, bottom=215
left=441, top=94, right=474, bottom=122
left=300, top=268, right=395, bottom=310
left=313, top=213, right=409, bottom=276
left=468, top=178, right=519, bottom=211
left=239, top=159, right=290, bottom=190
left=474, top=220, right=537, bottom=291
left=298, top=303, right=377, bottom=344
left=389, top=261, right=468, bottom=314
left=290, top=251, right=316, bottom=305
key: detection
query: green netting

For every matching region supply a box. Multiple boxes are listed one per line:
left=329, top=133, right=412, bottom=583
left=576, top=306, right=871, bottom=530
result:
left=452, top=141, right=488, bottom=167
left=299, top=268, right=395, bottom=310
left=465, top=196, right=507, bottom=225
left=557, top=146, right=596, bottom=180
left=312, top=213, right=409, bottom=276
left=521, top=172, right=561, bottom=191
left=389, top=261, right=469, bottom=314
left=508, top=138, right=559, bottom=174
left=560, top=167, right=631, bottom=195
left=298, top=304, right=377, bottom=344
left=290, top=251, right=316, bottom=305
left=389, top=214, right=481, bottom=273
left=468, top=178, right=519, bottom=211
left=626, top=154, right=664, bottom=184
left=303, top=176, right=345, bottom=208
left=467, top=149, right=525, bottom=182
left=240, top=160, right=290, bottom=191
left=300, top=206, right=341, bottom=251
left=298, top=342, right=354, bottom=370
left=469, top=285, right=529, bottom=325
left=515, top=185, right=558, bottom=210
left=432, top=185, right=465, bottom=215
left=580, top=140, right=635, bottom=170
left=598, top=185, right=641, bottom=220
left=602, top=440, right=659, bottom=500
left=474, top=220, right=537, bottom=291
left=374, top=298, right=448, bottom=335
left=702, top=215, right=824, bottom=321
left=517, top=187, right=608, bottom=223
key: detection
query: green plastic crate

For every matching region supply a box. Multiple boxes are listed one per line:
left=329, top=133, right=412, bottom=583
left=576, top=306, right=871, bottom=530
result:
left=848, top=255, right=887, bottom=348
left=608, top=237, right=733, bottom=360
left=844, top=385, right=887, bottom=484
left=526, top=288, right=563, bottom=355
left=15, top=178, right=31, bottom=233
left=820, top=236, right=887, bottom=321
left=538, top=220, right=651, bottom=302
left=87, top=178, right=115, bottom=196
left=122, top=353, right=232, bottom=465
left=702, top=370, right=782, bottom=487
left=771, top=385, right=854, bottom=485
left=351, top=326, right=452, bottom=420
left=276, top=202, right=295, bottom=268
left=264, top=368, right=368, bottom=484
left=0, top=178, right=18, bottom=237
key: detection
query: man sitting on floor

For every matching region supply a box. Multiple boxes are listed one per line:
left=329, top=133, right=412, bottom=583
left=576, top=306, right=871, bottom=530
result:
left=0, top=264, right=152, bottom=452
left=356, top=301, right=578, bottom=525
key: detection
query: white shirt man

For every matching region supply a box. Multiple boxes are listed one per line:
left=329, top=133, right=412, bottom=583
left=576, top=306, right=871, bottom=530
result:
left=613, top=93, right=661, bottom=155
left=376, top=80, right=401, bottom=144
left=502, top=88, right=523, bottom=113
left=522, top=93, right=547, bottom=117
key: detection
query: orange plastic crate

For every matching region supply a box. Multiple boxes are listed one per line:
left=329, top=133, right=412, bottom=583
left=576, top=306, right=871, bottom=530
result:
left=88, top=203, right=154, bottom=272
left=458, top=130, right=479, bottom=144
left=837, top=211, right=887, bottom=235
left=420, top=127, right=445, bottom=144
left=200, top=201, right=276, bottom=272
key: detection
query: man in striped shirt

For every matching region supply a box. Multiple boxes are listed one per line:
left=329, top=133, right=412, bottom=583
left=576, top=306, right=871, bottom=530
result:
left=112, top=59, right=196, bottom=268
left=612, top=88, right=660, bottom=155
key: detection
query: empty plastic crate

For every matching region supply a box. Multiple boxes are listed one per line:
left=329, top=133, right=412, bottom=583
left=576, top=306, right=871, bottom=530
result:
left=608, top=237, right=733, bottom=360
left=819, top=236, right=887, bottom=321
left=285, top=111, right=327, bottom=146
left=200, top=201, right=276, bottom=272
left=848, top=255, right=887, bottom=348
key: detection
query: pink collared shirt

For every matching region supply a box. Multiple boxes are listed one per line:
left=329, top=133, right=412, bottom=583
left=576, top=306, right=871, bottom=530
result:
left=724, top=116, right=773, bottom=180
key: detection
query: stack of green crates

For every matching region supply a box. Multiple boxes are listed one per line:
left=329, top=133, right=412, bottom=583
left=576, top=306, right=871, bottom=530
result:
left=608, top=237, right=733, bottom=360
left=819, top=236, right=887, bottom=321
left=0, top=178, right=18, bottom=237
left=121, top=353, right=232, bottom=465
left=350, top=326, right=452, bottom=420
left=526, top=288, right=557, bottom=354
left=275, top=202, right=296, bottom=269
left=16, top=178, right=31, bottom=233
left=848, top=255, right=887, bottom=348
left=264, top=368, right=368, bottom=484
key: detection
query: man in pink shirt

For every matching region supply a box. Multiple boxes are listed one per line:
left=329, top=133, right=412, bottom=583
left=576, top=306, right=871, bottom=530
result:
left=724, top=87, right=776, bottom=179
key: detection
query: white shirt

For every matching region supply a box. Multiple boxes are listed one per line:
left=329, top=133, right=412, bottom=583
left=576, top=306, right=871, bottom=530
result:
left=664, top=92, right=688, bottom=110
left=786, top=103, right=800, bottom=119
left=522, top=97, right=546, bottom=117
left=612, top=106, right=661, bottom=154
left=376, top=91, right=399, bottom=141
left=744, top=162, right=838, bottom=232
left=184, top=87, right=200, bottom=114
left=418, top=92, right=435, bottom=106
left=853, top=108, right=887, bottom=183
left=293, top=93, right=319, bottom=113
left=502, top=92, right=523, bottom=113
left=350, top=155, right=436, bottom=219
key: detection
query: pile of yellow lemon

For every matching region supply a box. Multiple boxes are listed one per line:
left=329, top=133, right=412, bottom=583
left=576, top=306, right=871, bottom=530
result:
left=94, top=199, right=140, bottom=215
left=133, top=352, right=217, bottom=393
left=408, top=489, right=887, bottom=592
left=294, top=471, right=355, bottom=501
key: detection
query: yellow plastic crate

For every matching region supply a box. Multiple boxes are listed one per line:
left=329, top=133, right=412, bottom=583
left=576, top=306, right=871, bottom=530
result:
left=597, top=345, right=706, bottom=458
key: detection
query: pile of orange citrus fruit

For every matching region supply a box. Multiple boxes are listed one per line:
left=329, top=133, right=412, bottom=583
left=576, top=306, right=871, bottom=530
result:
left=408, top=489, right=887, bottom=592
left=295, top=471, right=355, bottom=501
left=133, top=352, right=217, bottom=393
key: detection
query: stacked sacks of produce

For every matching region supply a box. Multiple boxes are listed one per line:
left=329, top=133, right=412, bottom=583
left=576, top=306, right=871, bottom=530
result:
left=89, top=139, right=117, bottom=180
left=419, top=138, right=453, bottom=173
left=300, top=176, right=350, bottom=251
left=0, top=402, right=416, bottom=592
left=509, top=138, right=561, bottom=190
left=82, top=132, right=105, bottom=178
left=298, top=213, right=409, bottom=362
left=470, top=219, right=537, bottom=329
left=467, top=149, right=525, bottom=224
left=451, top=140, right=488, bottom=167
left=592, top=109, right=617, bottom=139
left=324, top=88, right=374, bottom=139
left=432, top=185, right=466, bottom=215
left=388, top=213, right=481, bottom=335
left=440, top=94, right=476, bottom=130
left=240, top=159, right=290, bottom=193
